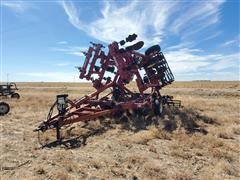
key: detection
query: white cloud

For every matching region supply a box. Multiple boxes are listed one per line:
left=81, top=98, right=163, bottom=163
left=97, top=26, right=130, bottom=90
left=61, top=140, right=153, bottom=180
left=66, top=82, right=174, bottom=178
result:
left=199, top=31, right=223, bottom=42
left=58, top=41, right=68, bottom=45
left=165, top=48, right=210, bottom=73
left=1, top=1, right=31, bottom=13
left=60, top=0, right=179, bottom=46
left=58, top=0, right=239, bottom=81
left=17, top=72, right=81, bottom=82
left=165, top=48, right=240, bottom=78
left=207, top=53, right=240, bottom=71
left=89, top=0, right=178, bottom=45
left=221, top=37, right=240, bottom=47
left=60, top=0, right=225, bottom=46
left=165, top=42, right=194, bottom=51
left=56, top=62, right=70, bottom=67
left=50, top=46, right=88, bottom=57
left=170, top=0, right=225, bottom=35
left=208, top=71, right=239, bottom=81
left=59, top=0, right=86, bottom=31
left=222, top=40, right=236, bottom=46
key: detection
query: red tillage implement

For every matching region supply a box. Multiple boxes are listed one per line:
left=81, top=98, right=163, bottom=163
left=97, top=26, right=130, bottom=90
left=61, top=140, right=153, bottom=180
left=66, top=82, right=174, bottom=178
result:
left=34, top=34, right=181, bottom=141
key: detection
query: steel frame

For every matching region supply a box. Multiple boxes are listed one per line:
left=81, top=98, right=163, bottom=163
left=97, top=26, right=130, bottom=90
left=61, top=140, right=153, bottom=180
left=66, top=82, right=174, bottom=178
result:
left=35, top=34, right=181, bottom=141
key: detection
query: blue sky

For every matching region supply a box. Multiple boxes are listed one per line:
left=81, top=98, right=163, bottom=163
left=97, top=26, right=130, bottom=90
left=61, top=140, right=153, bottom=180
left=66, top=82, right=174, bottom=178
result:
left=0, top=0, right=239, bottom=82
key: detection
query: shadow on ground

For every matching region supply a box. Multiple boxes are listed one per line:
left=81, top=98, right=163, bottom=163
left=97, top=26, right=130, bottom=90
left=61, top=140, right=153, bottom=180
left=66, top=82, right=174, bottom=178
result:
left=40, top=107, right=217, bottom=149
left=161, top=107, right=218, bottom=134
left=40, top=123, right=114, bottom=149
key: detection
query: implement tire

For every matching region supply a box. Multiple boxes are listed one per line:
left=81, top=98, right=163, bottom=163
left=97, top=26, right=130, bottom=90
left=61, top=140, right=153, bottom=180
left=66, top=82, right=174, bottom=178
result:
left=0, top=102, right=10, bottom=116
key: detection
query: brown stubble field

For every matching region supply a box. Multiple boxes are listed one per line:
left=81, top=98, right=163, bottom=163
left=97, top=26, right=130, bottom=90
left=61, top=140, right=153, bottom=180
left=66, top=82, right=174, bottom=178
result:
left=0, top=81, right=239, bottom=180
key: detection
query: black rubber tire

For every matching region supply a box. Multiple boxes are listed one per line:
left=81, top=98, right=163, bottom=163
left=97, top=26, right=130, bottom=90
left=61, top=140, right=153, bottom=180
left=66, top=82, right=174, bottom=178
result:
left=126, top=41, right=144, bottom=51
left=153, top=98, right=163, bottom=116
left=145, top=45, right=161, bottom=56
left=0, top=102, right=10, bottom=116
left=11, top=93, right=20, bottom=99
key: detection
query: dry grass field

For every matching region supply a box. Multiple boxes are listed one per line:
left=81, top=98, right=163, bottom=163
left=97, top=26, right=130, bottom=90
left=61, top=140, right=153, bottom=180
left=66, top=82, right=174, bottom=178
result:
left=0, top=81, right=239, bottom=180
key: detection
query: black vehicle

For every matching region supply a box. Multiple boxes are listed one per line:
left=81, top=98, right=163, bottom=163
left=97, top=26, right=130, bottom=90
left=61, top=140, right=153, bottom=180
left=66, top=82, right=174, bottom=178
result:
left=0, top=82, right=20, bottom=99
left=0, top=102, right=10, bottom=116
